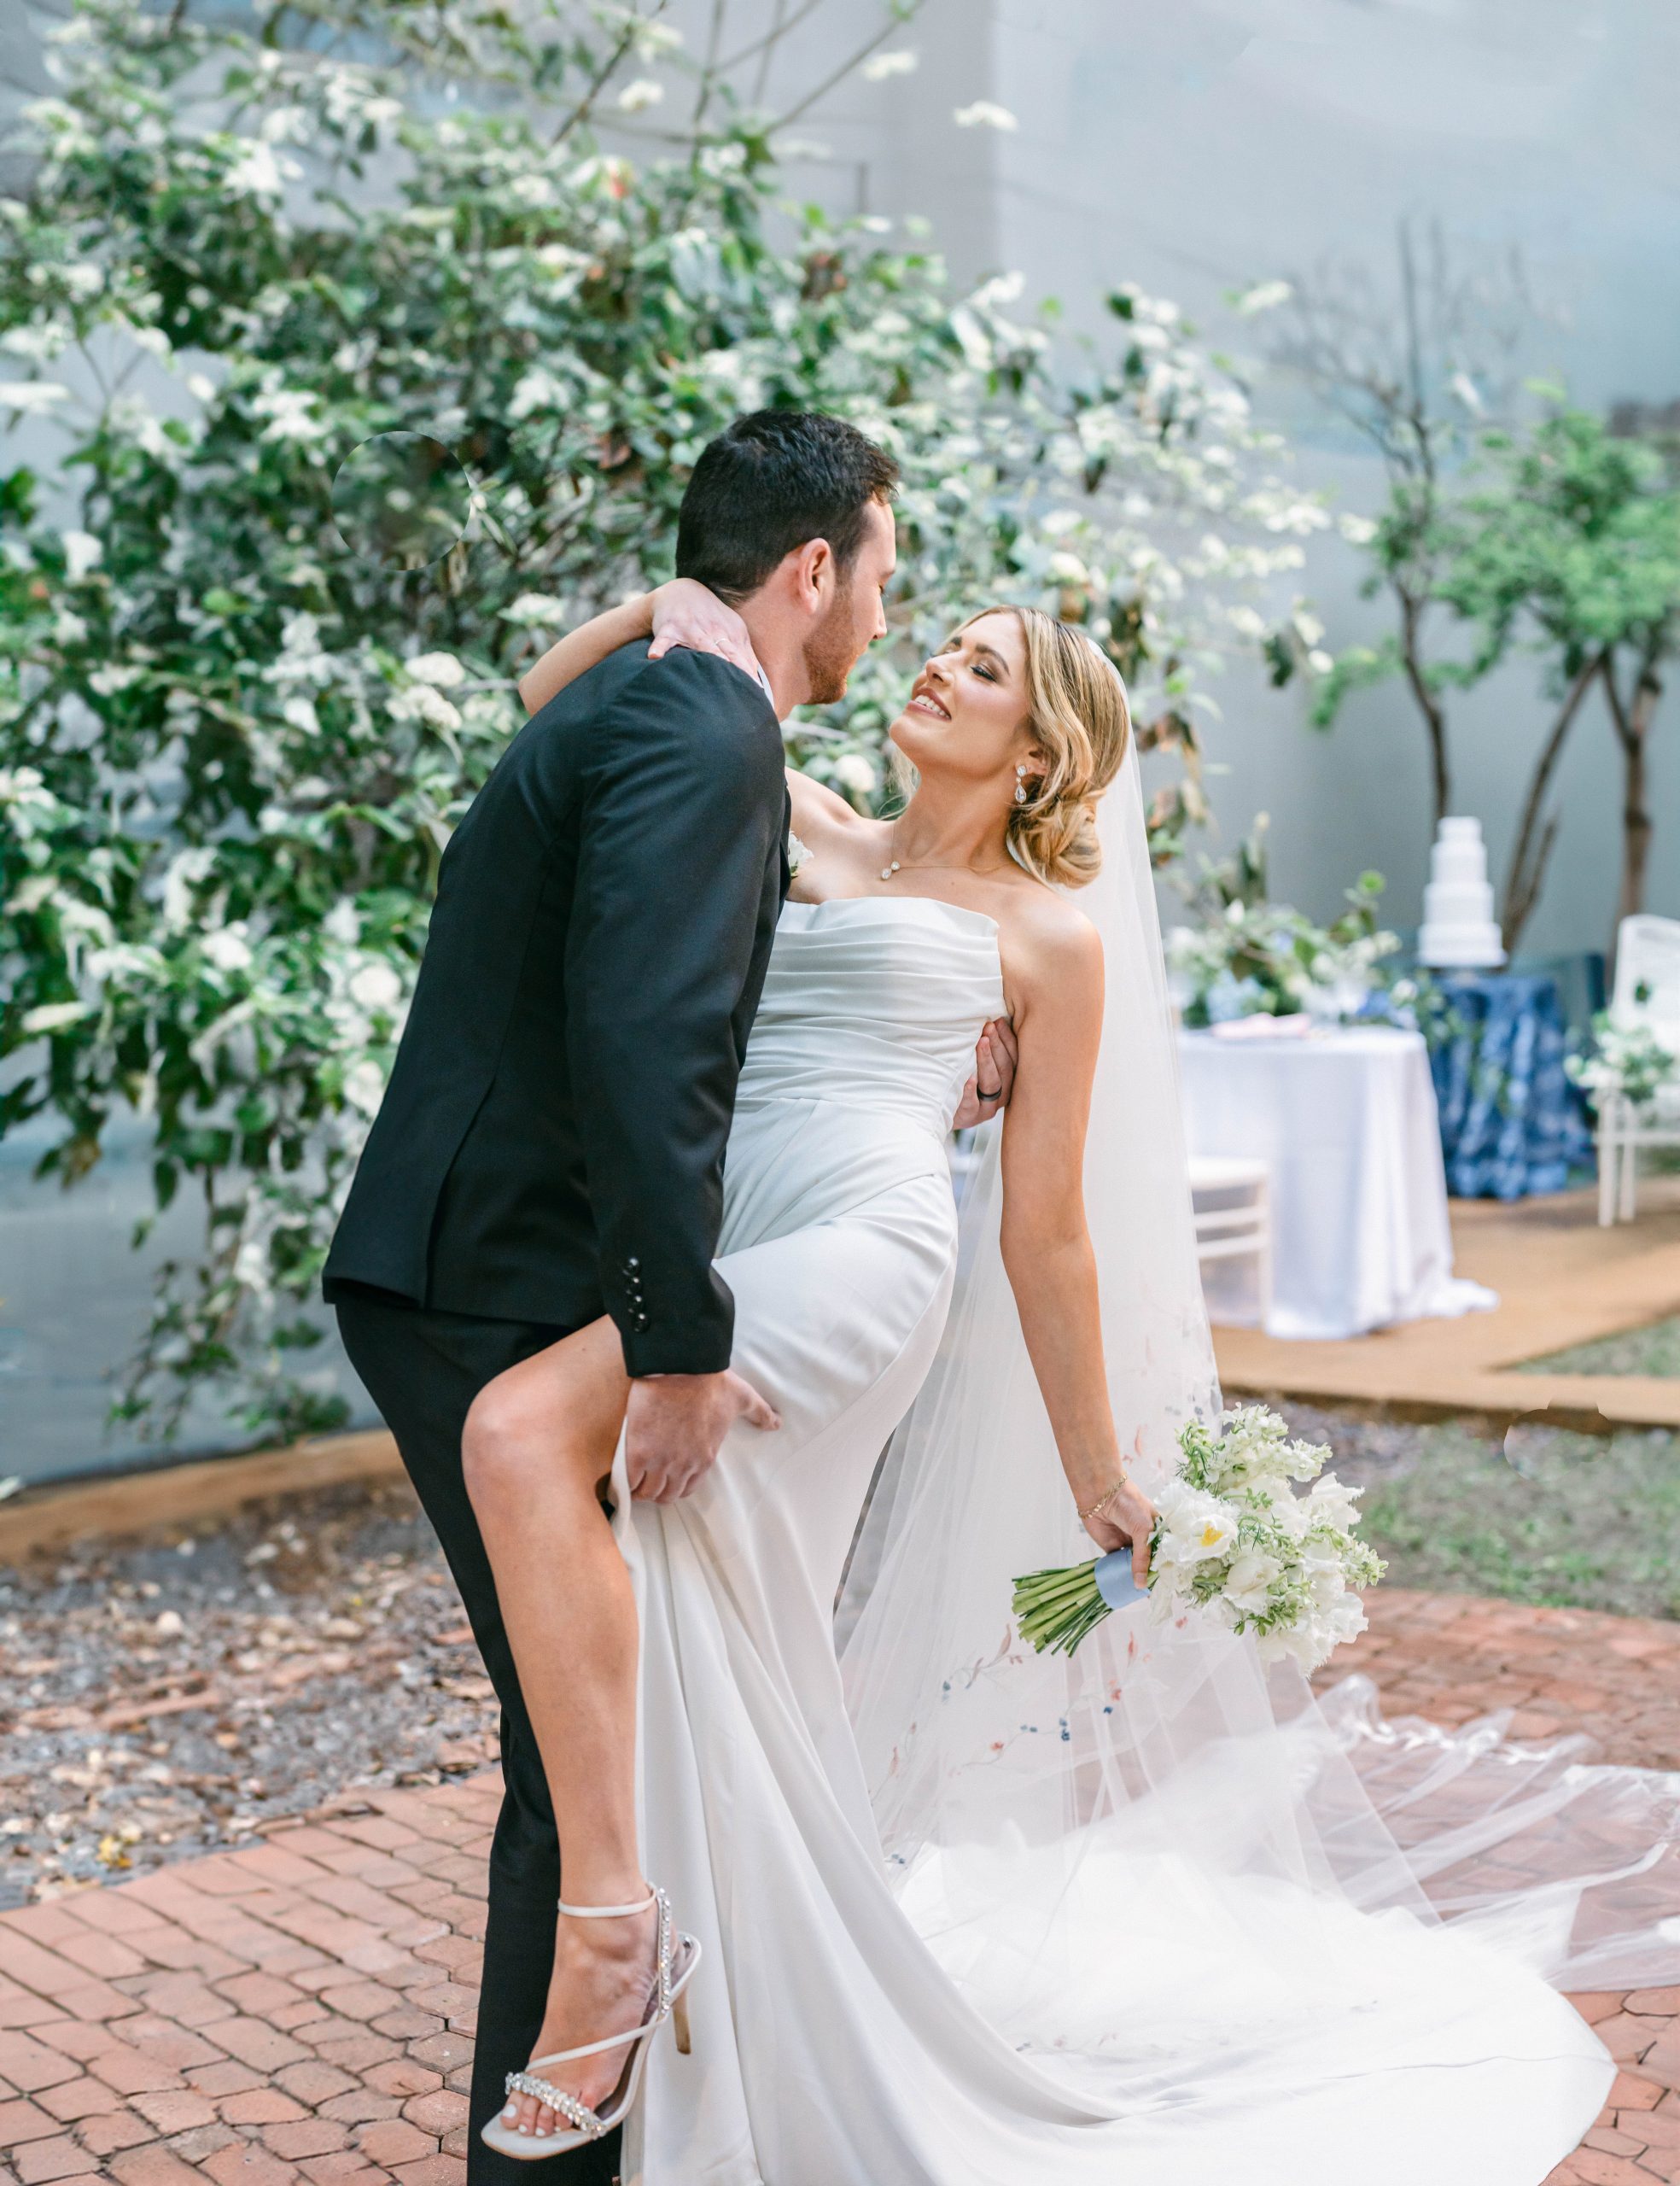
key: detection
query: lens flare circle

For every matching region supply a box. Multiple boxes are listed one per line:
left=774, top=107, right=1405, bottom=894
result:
left=330, top=431, right=472, bottom=570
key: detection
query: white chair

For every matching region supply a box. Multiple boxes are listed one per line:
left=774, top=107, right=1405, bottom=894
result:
left=1598, top=915, right=1680, bottom=1225
left=1187, top=1155, right=1274, bottom=1329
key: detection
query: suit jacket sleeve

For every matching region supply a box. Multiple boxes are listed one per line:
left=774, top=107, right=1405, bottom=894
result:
left=564, top=651, right=784, bottom=1378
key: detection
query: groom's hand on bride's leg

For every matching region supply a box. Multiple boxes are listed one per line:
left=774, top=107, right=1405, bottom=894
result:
left=626, top=1370, right=779, bottom=1503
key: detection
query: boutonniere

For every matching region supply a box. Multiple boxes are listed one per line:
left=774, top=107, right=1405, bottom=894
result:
left=787, top=829, right=810, bottom=880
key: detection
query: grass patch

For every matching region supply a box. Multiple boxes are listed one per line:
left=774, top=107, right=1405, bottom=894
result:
left=1357, top=1423, right=1680, bottom=1618
left=1514, top=1313, right=1680, bottom=1379
left=1280, top=1405, right=1680, bottom=1621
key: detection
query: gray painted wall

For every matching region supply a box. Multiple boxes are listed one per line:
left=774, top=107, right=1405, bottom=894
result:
left=961, top=0, right=1680, bottom=950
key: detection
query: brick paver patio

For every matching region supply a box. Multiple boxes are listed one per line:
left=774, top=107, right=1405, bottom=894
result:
left=1333, top=1585, right=1680, bottom=1773
left=1, top=1588, right=1677, bottom=2183
left=0, top=1776, right=498, bottom=2186
left=1333, top=1592, right=1680, bottom=2185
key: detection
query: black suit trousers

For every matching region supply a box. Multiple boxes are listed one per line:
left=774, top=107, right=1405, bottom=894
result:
left=334, top=1290, right=618, bottom=2186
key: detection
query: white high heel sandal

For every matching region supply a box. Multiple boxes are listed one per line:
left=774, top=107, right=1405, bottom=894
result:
left=480, top=1885, right=701, bottom=2162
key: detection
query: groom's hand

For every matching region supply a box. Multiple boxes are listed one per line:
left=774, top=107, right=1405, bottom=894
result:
left=952, top=1017, right=1018, bottom=1131
left=625, top=1370, right=780, bottom=1503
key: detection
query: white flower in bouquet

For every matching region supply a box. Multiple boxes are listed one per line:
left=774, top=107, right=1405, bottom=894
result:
left=1222, top=1549, right=1284, bottom=1616
left=1269, top=1613, right=1337, bottom=1675
left=1302, top=1472, right=1362, bottom=1531
left=1012, top=1405, right=1385, bottom=1671
left=1154, top=1479, right=1237, bottom=1564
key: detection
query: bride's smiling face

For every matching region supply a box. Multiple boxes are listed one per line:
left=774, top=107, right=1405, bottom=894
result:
left=890, top=612, right=1038, bottom=792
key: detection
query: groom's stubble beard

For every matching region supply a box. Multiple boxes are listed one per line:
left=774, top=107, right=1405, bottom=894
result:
left=802, top=582, right=868, bottom=705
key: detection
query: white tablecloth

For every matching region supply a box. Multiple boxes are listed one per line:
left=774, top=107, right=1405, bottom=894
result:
left=1177, top=1025, right=1497, bottom=1340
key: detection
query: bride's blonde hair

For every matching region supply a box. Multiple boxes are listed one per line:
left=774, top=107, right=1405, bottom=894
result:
left=974, top=605, right=1131, bottom=889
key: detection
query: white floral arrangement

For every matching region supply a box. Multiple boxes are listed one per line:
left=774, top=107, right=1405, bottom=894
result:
left=1566, top=1012, right=1679, bottom=1112
left=1012, top=1405, right=1385, bottom=1674
left=1166, top=884, right=1404, bottom=1029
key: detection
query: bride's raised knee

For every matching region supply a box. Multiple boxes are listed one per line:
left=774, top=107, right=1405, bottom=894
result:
left=462, top=1375, right=559, bottom=1515
left=463, top=1321, right=622, bottom=1523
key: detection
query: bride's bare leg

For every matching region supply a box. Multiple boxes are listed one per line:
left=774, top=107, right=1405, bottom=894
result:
left=463, top=1316, right=651, bottom=2144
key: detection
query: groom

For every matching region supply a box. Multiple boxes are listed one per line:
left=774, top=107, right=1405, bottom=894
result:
left=325, top=411, right=942, bottom=2179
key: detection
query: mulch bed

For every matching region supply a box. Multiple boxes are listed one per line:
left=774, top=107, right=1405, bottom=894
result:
left=0, top=1482, right=493, bottom=1909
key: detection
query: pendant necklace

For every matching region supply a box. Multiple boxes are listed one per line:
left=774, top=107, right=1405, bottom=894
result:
left=878, top=818, right=1008, bottom=884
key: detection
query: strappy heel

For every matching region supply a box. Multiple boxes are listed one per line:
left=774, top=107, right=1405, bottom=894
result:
left=479, top=1885, right=701, bottom=2162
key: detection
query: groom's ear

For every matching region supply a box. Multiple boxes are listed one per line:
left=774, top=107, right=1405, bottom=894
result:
left=786, top=535, right=836, bottom=614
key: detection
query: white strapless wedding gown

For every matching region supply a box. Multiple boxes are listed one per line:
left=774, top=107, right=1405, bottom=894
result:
left=609, top=896, right=1612, bottom=2186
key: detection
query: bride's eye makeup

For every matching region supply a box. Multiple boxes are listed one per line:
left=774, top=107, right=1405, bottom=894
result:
left=966, top=643, right=1008, bottom=684
left=929, top=635, right=1006, bottom=685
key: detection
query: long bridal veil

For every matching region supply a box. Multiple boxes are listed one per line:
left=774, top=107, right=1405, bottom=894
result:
left=838, top=734, right=1680, bottom=2083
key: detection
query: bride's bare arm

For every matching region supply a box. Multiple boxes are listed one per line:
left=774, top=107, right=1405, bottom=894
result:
left=517, top=579, right=765, bottom=715
left=516, top=594, right=650, bottom=714
left=996, top=904, right=1156, bottom=1574
left=784, top=768, right=862, bottom=851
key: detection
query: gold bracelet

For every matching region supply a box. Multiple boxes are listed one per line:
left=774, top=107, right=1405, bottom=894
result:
left=1078, top=1479, right=1126, bottom=1526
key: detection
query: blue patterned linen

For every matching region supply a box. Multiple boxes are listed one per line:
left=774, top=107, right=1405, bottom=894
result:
left=1428, top=972, right=1594, bottom=1200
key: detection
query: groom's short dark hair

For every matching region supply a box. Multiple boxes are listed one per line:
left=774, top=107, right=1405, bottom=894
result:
left=675, top=411, right=898, bottom=605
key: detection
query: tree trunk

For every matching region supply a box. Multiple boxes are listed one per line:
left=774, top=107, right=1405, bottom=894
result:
left=1499, top=653, right=1603, bottom=954
left=1398, top=591, right=1450, bottom=822
left=1619, top=675, right=1660, bottom=925
left=1601, top=651, right=1663, bottom=947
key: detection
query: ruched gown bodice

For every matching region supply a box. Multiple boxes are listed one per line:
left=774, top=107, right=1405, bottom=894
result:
left=734, top=896, right=1005, bottom=1131
left=718, top=896, right=1005, bottom=1262
left=609, top=897, right=1610, bottom=2186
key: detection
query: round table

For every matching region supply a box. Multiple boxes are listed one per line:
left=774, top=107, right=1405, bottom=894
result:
left=1176, top=1024, right=1497, bottom=1340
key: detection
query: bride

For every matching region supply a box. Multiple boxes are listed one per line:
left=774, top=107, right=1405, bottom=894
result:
left=462, top=583, right=1668, bottom=2183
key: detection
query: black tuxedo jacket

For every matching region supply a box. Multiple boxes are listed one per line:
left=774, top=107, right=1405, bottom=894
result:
left=323, top=640, right=789, bottom=1376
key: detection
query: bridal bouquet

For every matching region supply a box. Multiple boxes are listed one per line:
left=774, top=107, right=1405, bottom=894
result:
left=1012, top=1406, right=1385, bottom=1673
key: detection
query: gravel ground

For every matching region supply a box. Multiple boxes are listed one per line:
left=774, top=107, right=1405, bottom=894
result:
left=0, top=1479, right=493, bottom=1909
left=3, top=1400, right=1677, bottom=1908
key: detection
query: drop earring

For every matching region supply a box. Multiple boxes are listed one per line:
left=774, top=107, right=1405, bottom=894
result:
left=1014, top=764, right=1029, bottom=805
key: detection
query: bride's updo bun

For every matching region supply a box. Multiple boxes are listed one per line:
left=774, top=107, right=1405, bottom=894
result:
left=971, top=605, right=1131, bottom=890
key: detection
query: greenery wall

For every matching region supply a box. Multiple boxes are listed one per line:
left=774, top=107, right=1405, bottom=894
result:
left=0, top=0, right=1327, bottom=1442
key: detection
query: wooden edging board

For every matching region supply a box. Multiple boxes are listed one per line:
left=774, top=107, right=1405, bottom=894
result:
left=0, top=1429, right=406, bottom=1564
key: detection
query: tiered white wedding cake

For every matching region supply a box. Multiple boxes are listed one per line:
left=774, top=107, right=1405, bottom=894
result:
left=1418, top=815, right=1506, bottom=968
